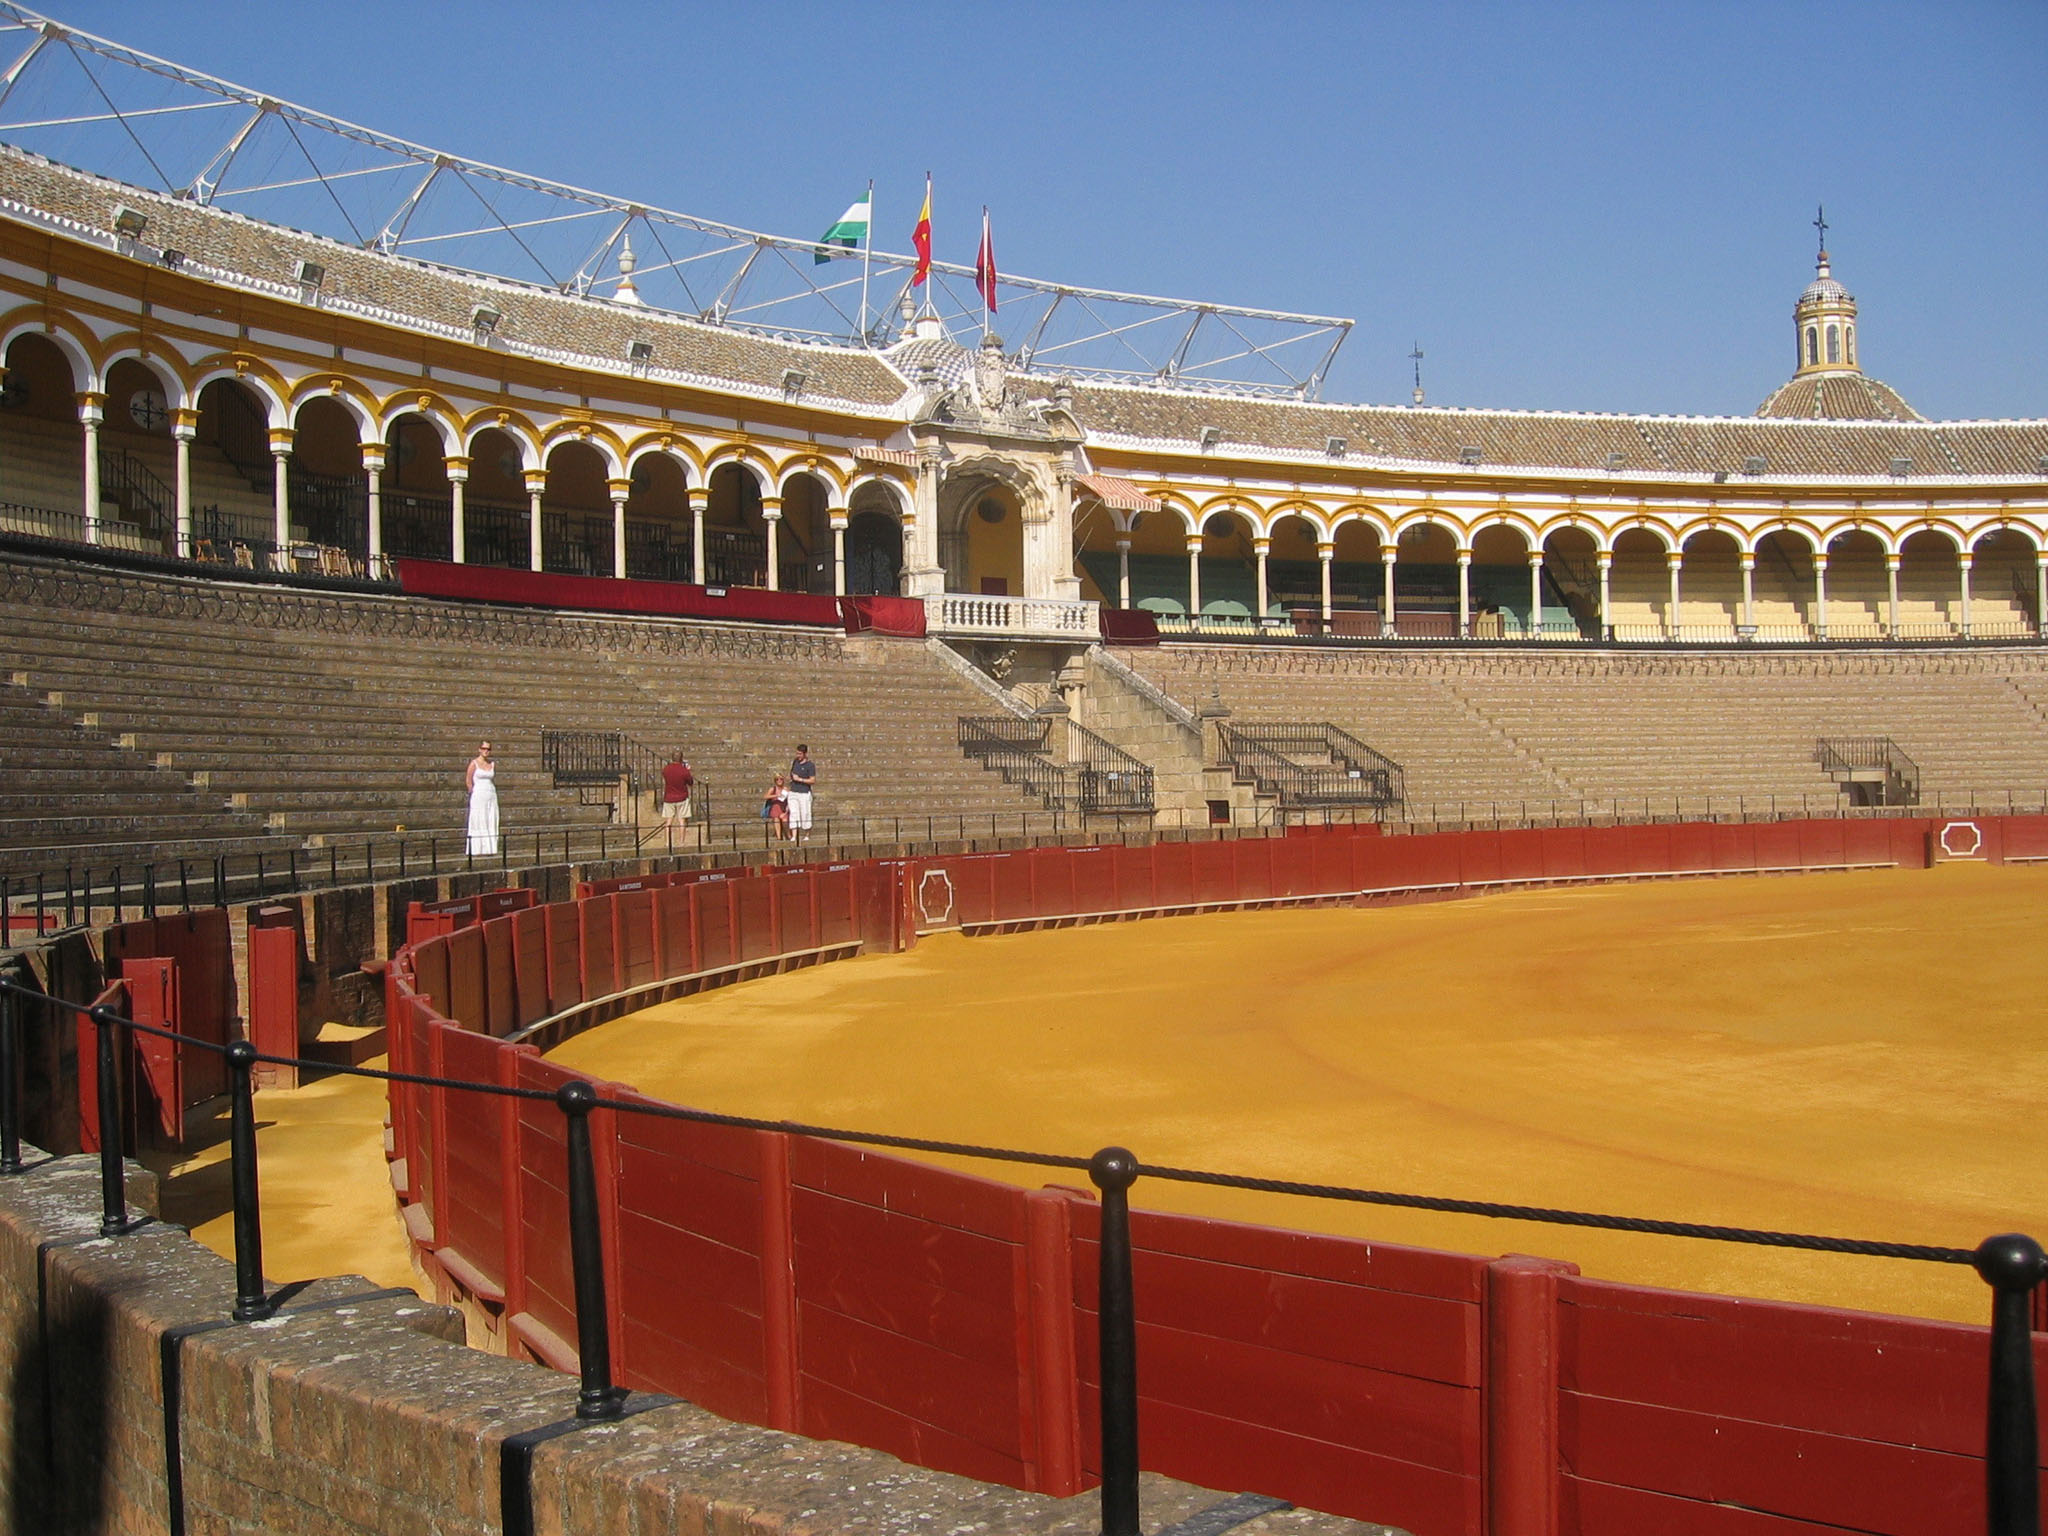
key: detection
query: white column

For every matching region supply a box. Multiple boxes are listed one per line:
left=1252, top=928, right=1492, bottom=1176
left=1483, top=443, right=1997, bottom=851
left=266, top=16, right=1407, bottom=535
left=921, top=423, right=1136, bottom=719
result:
left=1814, top=552, right=1830, bottom=639
left=687, top=486, right=708, bottom=584
left=1666, top=552, right=1683, bottom=638
left=608, top=477, right=631, bottom=581
left=1958, top=551, right=1973, bottom=638
left=762, top=496, right=783, bottom=590
left=1528, top=552, right=1544, bottom=639
left=1185, top=534, right=1203, bottom=621
left=1457, top=549, right=1473, bottom=638
left=1596, top=551, right=1613, bottom=638
left=524, top=469, right=546, bottom=572
left=1321, top=544, right=1337, bottom=624
left=1254, top=537, right=1271, bottom=623
left=1379, top=545, right=1395, bottom=629
left=1740, top=553, right=1756, bottom=631
left=269, top=428, right=294, bottom=559
left=2036, top=554, right=2047, bottom=640
left=172, top=412, right=196, bottom=558
left=446, top=458, right=469, bottom=564
left=362, top=444, right=386, bottom=567
left=1886, top=553, right=1901, bottom=637
left=830, top=510, right=848, bottom=596
left=78, top=394, right=104, bottom=543
left=1116, top=536, right=1132, bottom=609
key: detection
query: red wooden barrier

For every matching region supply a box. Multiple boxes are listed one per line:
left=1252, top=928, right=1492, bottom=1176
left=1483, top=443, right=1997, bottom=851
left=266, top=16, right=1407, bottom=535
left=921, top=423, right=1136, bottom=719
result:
left=508, top=906, right=550, bottom=1030
left=445, top=925, right=487, bottom=1035
left=121, top=956, right=183, bottom=1142
left=481, top=915, right=517, bottom=1037
left=615, top=889, right=657, bottom=992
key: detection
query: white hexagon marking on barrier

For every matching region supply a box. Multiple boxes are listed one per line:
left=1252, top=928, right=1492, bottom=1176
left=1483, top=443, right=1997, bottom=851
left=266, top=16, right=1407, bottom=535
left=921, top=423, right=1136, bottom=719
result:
left=1939, top=821, right=1983, bottom=858
left=918, top=868, right=956, bottom=927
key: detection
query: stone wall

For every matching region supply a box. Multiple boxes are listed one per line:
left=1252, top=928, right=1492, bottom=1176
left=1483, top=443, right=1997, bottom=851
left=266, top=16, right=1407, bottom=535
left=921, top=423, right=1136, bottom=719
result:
left=0, top=1154, right=1392, bottom=1535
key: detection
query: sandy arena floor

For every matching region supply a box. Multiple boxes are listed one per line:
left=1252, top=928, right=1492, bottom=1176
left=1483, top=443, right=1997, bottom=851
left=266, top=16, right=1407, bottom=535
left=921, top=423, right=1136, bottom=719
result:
left=549, top=862, right=2048, bottom=1325
left=153, top=861, right=2047, bottom=1326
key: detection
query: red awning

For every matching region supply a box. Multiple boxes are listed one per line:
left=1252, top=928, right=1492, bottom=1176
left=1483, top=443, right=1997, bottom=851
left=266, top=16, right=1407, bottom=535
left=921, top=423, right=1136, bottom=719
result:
left=1075, top=474, right=1161, bottom=512
left=855, top=446, right=918, bottom=469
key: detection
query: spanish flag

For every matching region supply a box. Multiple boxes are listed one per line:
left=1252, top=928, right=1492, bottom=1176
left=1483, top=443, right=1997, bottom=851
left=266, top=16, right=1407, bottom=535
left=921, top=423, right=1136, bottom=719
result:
left=911, top=175, right=932, bottom=287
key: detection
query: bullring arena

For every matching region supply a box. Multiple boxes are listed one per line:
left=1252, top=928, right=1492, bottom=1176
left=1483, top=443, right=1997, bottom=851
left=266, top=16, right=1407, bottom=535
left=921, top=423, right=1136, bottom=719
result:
left=0, top=10, right=2045, bottom=1536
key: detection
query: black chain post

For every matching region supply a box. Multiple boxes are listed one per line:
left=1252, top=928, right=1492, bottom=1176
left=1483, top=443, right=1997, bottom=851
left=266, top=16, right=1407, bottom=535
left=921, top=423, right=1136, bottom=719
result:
left=1975, top=1234, right=2046, bottom=1536
left=0, top=983, right=21, bottom=1175
left=557, top=1080, right=624, bottom=1421
left=226, top=1040, right=273, bottom=1320
left=1090, top=1146, right=1141, bottom=1536
left=89, top=1005, right=130, bottom=1236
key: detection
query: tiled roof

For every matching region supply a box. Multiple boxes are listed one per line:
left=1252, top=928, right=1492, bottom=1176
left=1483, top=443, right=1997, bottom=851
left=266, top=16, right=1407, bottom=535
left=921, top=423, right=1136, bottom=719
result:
left=0, top=147, right=908, bottom=408
left=1069, top=381, right=2046, bottom=482
left=1755, top=373, right=1924, bottom=422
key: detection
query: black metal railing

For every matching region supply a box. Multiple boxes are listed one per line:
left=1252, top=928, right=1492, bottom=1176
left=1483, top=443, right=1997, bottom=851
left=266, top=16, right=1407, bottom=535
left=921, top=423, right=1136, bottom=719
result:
left=99, top=446, right=171, bottom=533
left=1218, top=720, right=1403, bottom=811
left=1817, top=736, right=1922, bottom=806
left=464, top=502, right=531, bottom=570
left=287, top=465, right=368, bottom=556
left=958, top=716, right=1071, bottom=811
left=541, top=510, right=615, bottom=578
left=382, top=493, right=455, bottom=562
left=542, top=729, right=626, bottom=786
left=703, top=527, right=766, bottom=589
left=0, top=967, right=2039, bottom=1536
left=1070, top=721, right=1155, bottom=815
left=624, top=517, right=695, bottom=584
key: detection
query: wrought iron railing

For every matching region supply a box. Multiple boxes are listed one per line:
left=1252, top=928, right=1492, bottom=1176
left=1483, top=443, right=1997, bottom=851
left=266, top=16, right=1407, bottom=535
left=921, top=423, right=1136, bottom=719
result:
left=542, top=729, right=626, bottom=786
left=98, top=445, right=170, bottom=533
left=1219, top=720, right=1403, bottom=812
left=1069, top=720, right=1155, bottom=814
left=1816, top=736, right=1921, bottom=806
left=957, top=715, right=1070, bottom=811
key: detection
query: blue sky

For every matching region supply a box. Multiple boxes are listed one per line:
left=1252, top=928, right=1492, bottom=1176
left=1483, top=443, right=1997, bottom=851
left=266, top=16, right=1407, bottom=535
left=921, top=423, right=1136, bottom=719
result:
left=44, top=2, right=2048, bottom=420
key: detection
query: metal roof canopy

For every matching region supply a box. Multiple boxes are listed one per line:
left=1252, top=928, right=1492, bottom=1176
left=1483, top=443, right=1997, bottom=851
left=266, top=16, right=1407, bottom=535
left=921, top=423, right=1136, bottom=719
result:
left=0, top=7, right=1353, bottom=400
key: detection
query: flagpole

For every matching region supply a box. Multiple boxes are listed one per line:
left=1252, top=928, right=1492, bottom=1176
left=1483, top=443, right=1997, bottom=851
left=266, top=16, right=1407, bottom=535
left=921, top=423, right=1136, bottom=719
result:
left=981, top=205, right=991, bottom=340
left=859, top=178, right=873, bottom=346
left=923, top=172, right=932, bottom=318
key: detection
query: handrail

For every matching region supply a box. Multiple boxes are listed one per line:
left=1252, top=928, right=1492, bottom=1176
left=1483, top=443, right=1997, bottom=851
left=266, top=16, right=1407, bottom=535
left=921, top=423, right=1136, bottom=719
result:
left=1068, top=719, right=1155, bottom=814
left=1218, top=720, right=1403, bottom=811
left=957, top=715, right=1070, bottom=810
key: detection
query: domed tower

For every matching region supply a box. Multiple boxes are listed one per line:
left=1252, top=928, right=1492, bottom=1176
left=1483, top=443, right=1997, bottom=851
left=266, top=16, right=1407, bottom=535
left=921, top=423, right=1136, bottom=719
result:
left=1756, top=210, right=1922, bottom=421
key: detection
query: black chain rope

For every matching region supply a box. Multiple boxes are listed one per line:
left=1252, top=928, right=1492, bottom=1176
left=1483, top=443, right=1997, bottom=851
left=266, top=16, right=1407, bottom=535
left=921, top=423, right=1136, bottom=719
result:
left=5, top=977, right=1978, bottom=1266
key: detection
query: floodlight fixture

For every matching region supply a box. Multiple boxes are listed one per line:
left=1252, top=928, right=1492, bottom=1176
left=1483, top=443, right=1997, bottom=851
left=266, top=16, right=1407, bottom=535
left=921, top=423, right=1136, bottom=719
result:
left=1743, top=455, right=1768, bottom=476
left=782, top=368, right=806, bottom=397
left=1457, top=445, right=1483, bottom=465
left=1605, top=452, right=1626, bottom=470
left=627, top=339, right=655, bottom=365
left=1889, top=457, right=1913, bottom=479
left=1197, top=425, right=1222, bottom=450
left=1325, top=436, right=1347, bottom=458
left=112, top=206, right=148, bottom=239
left=470, top=305, right=501, bottom=335
left=158, top=248, right=185, bottom=270
left=294, top=259, right=325, bottom=289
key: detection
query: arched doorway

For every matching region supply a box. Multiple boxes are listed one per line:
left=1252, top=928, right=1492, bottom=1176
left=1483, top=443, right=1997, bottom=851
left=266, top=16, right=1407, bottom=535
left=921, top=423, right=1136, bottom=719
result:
left=1539, top=526, right=1601, bottom=638
left=625, top=453, right=692, bottom=582
left=706, top=462, right=767, bottom=586
left=847, top=509, right=904, bottom=594
left=1677, top=529, right=1740, bottom=640
left=1896, top=529, right=1961, bottom=639
left=1608, top=527, right=1673, bottom=638
left=540, top=441, right=611, bottom=576
left=383, top=412, right=455, bottom=562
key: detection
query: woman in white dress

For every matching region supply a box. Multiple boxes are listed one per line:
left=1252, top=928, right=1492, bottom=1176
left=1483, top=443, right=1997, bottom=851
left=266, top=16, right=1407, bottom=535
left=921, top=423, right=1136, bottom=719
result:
left=465, top=741, right=500, bottom=856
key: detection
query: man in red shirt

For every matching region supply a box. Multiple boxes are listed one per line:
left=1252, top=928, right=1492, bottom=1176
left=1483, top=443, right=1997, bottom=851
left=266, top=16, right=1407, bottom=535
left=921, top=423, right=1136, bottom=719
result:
left=660, top=756, right=694, bottom=833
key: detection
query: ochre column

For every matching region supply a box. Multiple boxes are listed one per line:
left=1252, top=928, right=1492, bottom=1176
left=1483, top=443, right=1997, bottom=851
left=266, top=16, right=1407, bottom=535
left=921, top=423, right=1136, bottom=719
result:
left=524, top=467, right=546, bottom=572
left=172, top=410, right=197, bottom=558
left=362, top=443, right=387, bottom=567
left=77, top=391, right=105, bottom=543
left=608, top=477, right=631, bottom=582
left=687, top=485, right=708, bottom=584
left=445, top=455, right=470, bottom=564
left=761, top=495, right=783, bottom=590
left=269, top=426, right=295, bottom=562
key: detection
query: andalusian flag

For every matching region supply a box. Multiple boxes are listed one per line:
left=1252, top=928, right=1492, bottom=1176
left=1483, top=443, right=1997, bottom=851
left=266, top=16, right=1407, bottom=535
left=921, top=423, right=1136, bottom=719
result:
left=814, top=190, right=871, bottom=263
left=911, top=176, right=933, bottom=287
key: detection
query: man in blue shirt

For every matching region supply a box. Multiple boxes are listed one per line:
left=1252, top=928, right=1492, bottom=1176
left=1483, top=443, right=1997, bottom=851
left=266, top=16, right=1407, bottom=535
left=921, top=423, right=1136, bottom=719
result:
left=787, top=743, right=817, bottom=842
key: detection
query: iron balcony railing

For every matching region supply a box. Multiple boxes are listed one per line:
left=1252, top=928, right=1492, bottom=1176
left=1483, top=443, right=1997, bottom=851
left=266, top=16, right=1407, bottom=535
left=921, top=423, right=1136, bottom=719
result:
left=1816, top=736, right=1921, bottom=805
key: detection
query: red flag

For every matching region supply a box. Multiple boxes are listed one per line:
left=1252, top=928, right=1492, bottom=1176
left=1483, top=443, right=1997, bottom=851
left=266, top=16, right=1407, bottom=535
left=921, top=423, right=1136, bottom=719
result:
left=911, top=176, right=932, bottom=287
left=975, top=206, right=997, bottom=314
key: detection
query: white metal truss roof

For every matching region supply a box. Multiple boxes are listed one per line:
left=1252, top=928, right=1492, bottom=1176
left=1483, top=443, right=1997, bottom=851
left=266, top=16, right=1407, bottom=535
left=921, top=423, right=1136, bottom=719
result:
left=0, top=7, right=1354, bottom=400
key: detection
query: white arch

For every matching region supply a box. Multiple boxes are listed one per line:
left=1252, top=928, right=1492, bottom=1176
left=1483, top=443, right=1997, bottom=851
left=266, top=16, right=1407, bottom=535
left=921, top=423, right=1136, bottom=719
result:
left=191, top=366, right=288, bottom=429
left=0, top=320, right=93, bottom=393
